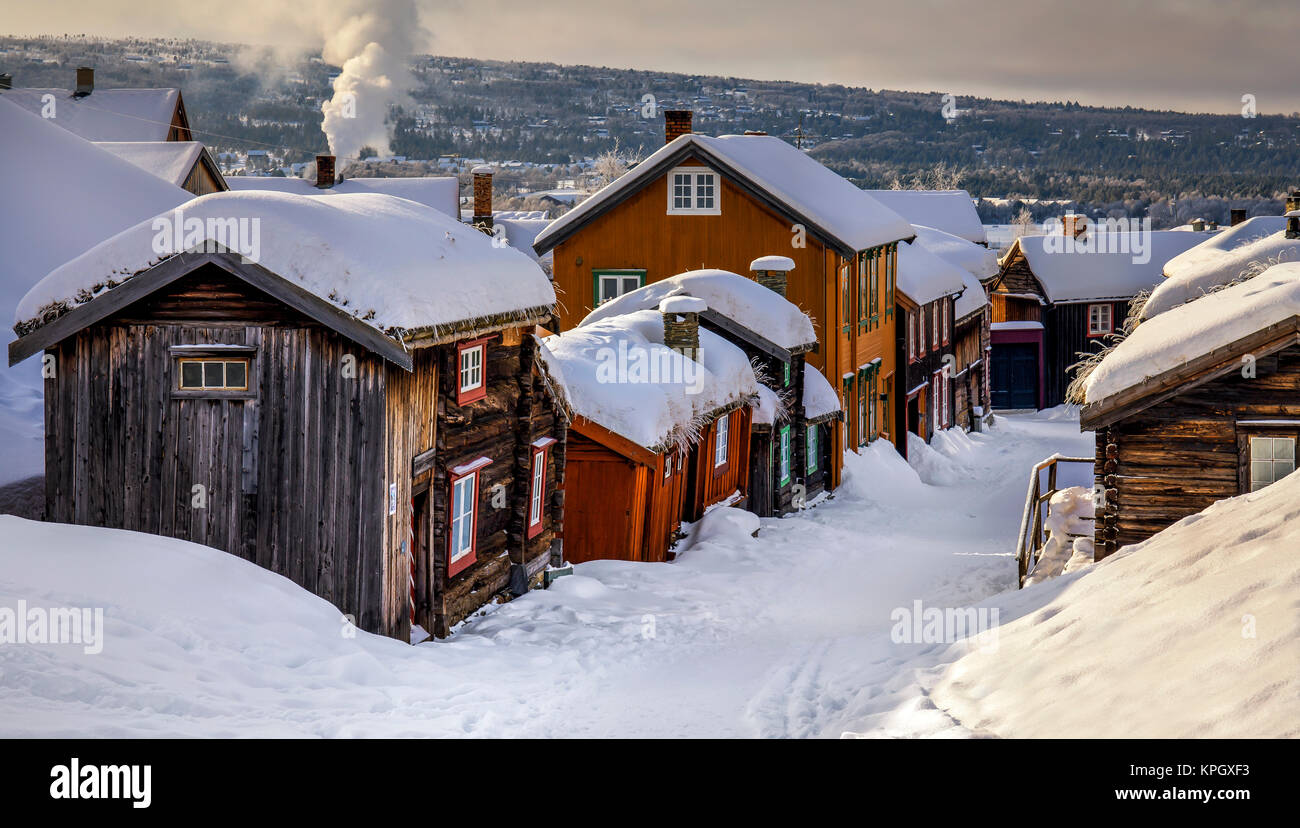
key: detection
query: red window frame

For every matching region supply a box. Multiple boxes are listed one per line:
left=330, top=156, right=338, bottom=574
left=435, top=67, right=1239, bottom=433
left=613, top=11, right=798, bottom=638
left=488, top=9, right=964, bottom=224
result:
left=931, top=303, right=940, bottom=352
left=527, top=439, right=555, bottom=539
left=931, top=371, right=941, bottom=434
left=455, top=337, right=492, bottom=406
left=1087, top=303, right=1114, bottom=338
left=447, top=458, right=491, bottom=577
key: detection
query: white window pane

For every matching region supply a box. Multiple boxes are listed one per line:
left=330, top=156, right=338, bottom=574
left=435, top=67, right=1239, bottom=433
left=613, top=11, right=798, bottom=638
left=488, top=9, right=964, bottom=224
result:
left=1251, top=460, right=1274, bottom=483
left=1251, top=437, right=1273, bottom=460
left=1275, top=460, right=1294, bottom=480
left=1274, top=438, right=1295, bottom=460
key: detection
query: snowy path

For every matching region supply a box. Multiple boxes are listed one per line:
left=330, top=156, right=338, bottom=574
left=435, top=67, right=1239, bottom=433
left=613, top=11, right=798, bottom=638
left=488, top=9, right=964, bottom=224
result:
left=0, top=411, right=1094, bottom=738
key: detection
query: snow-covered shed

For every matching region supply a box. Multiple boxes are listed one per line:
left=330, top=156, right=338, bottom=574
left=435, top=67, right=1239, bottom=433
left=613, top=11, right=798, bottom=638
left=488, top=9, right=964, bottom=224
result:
left=8, top=189, right=563, bottom=641
left=544, top=299, right=759, bottom=563
left=1080, top=262, right=1300, bottom=557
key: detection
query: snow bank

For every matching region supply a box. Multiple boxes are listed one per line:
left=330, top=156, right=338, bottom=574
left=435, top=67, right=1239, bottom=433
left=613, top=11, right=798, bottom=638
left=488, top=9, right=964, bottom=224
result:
left=929, top=470, right=1300, bottom=738
left=1022, top=486, right=1095, bottom=586
left=1143, top=217, right=1298, bottom=319
left=543, top=309, right=757, bottom=450
left=16, top=190, right=555, bottom=338
left=580, top=269, right=817, bottom=351
left=1085, top=263, right=1300, bottom=404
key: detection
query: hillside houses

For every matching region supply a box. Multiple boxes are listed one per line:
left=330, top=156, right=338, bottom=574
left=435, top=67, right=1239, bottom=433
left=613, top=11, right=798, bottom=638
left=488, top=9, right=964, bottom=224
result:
left=8, top=191, right=565, bottom=640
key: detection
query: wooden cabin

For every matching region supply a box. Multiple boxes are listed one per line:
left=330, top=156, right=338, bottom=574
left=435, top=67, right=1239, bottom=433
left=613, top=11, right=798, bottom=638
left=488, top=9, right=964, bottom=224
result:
left=532, top=111, right=915, bottom=473
left=2, top=67, right=193, bottom=141
left=577, top=262, right=839, bottom=517
left=1079, top=262, right=1300, bottom=559
left=8, top=190, right=563, bottom=641
left=988, top=223, right=1211, bottom=410
left=892, top=237, right=969, bottom=446
left=95, top=141, right=228, bottom=196
left=543, top=298, right=759, bottom=563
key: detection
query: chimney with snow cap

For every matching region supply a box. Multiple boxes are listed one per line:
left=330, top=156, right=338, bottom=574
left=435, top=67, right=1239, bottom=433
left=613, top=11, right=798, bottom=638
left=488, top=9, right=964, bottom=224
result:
left=74, top=66, right=93, bottom=98
left=315, top=154, right=336, bottom=189
left=1061, top=213, right=1087, bottom=239
left=660, top=295, right=707, bottom=359
left=472, top=165, right=494, bottom=232
left=664, top=110, right=693, bottom=144
left=750, top=255, right=796, bottom=298
left=1286, top=209, right=1300, bottom=240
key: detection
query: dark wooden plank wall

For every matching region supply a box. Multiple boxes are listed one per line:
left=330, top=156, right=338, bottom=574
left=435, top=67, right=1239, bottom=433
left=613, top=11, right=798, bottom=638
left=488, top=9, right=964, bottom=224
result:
left=1099, top=346, right=1300, bottom=550
left=1043, top=300, right=1132, bottom=409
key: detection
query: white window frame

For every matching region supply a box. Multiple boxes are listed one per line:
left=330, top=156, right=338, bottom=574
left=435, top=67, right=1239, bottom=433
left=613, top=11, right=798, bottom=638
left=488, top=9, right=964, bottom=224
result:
left=779, top=425, right=792, bottom=485
left=931, top=303, right=940, bottom=351
left=908, top=313, right=916, bottom=361
left=450, top=472, right=478, bottom=565
left=1088, top=303, right=1113, bottom=336
left=714, top=413, right=730, bottom=468
left=667, top=166, right=721, bottom=215
left=806, top=424, right=818, bottom=474
left=459, top=343, right=485, bottom=395
left=528, top=451, right=546, bottom=528
left=1249, top=436, right=1296, bottom=492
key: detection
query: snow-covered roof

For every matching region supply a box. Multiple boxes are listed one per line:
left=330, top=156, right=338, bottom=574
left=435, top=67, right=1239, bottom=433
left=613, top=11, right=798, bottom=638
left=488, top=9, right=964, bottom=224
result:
left=0, top=97, right=190, bottom=335
left=1084, top=263, right=1300, bottom=406
left=579, top=269, right=817, bottom=352
left=907, top=225, right=995, bottom=319
left=0, top=87, right=181, bottom=141
left=1142, top=217, right=1297, bottom=319
left=494, top=218, right=554, bottom=264
left=543, top=309, right=758, bottom=451
left=896, top=236, right=969, bottom=306
left=803, top=367, right=841, bottom=423
left=533, top=133, right=914, bottom=255
left=864, top=189, right=987, bottom=244
left=94, top=141, right=210, bottom=188
left=226, top=175, right=459, bottom=219
left=16, top=191, right=555, bottom=341
left=1011, top=230, right=1209, bottom=304
left=753, top=384, right=782, bottom=426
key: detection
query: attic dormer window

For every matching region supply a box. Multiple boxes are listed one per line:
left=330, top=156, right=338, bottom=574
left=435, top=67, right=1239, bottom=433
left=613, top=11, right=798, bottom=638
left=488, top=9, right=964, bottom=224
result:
left=668, top=167, right=720, bottom=215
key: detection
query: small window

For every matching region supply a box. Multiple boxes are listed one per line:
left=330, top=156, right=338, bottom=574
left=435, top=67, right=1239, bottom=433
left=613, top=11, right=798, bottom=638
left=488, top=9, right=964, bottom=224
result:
left=908, top=313, right=917, bottom=362
left=714, top=413, right=730, bottom=468
left=527, top=447, right=548, bottom=537
left=931, top=303, right=940, bottom=351
left=593, top=269, right=645, bottom=306
left=667, top=167, right=720, bottom=215
left=779, top=426, right=792, bottom=485
left=449, top=470, right=480, bottom=576
left=783, top=361, right=791, bottom=387
left=457, top=340, right=487, bottom=405
left=1088, top=303, right=1113, bottom=336
left=1250, top=436, right=1295, bottom=492
left=918, top=308, right=927, bottom=353
left=942, top=300, right=951, bottom=345
left=178, top=358, right=249, bottom=391
left=806, top=424, right=818, bottom=474
left=858, top=387, right=868, bottom=447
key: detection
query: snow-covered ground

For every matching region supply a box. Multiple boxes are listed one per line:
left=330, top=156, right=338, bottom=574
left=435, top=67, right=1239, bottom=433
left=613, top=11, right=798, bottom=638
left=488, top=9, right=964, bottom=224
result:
left=1, top=409, right=1291, bottom=738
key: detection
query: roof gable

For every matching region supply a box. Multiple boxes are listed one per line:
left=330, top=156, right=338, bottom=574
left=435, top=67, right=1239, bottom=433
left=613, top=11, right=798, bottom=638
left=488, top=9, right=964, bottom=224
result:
left=533, top=133, right=914, bottom=257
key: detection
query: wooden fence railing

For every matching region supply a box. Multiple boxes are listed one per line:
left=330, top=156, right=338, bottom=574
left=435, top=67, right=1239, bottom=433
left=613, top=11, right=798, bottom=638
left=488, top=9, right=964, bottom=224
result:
left=1015, top=454, right=1095, bottom=587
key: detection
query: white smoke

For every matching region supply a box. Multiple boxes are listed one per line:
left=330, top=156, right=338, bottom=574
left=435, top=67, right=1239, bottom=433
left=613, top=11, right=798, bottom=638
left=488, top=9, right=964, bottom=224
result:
left=317, top=1, right=425, bottom=161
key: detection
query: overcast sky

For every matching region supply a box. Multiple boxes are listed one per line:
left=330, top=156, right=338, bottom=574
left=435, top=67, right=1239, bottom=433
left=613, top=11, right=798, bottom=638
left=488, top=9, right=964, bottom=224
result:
left=5, top=0, right=1297, bottom=114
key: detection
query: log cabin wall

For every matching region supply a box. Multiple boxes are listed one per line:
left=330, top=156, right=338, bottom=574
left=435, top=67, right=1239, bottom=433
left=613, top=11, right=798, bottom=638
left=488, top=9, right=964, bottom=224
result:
left=1096, top=345, right=1300, bottom=552
left=952, top=306, right=990, bottom=430
left=42, top=266, right=396, bottom=635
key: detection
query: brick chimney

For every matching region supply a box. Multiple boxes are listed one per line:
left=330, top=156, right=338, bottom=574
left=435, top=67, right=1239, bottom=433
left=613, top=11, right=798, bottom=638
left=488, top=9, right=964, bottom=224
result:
left=315, top=154, right=335, bottom=189
left=660, top=296, right=707, bottom=359
left=664, top=110, right=693, bottom=144
left=1230, top=208, right=1247, bottom=226
left=472, top=165, right=494, bottom=232
left=1061, top=214, right=1087, bottom=239
left=749, top=255, right=796, bottom=298
left=74, top=66, right=93, bottom=98
left=0, top=73, right=12, bottom=90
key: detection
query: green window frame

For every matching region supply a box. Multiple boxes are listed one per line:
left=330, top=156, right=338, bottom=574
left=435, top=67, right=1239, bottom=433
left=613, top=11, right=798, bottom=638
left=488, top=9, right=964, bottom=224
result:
left=806, top=424, right=818, bottom=474
left=592, top=269, right=645, bottom=307
left=783, top=360, right=791, bottom=387
left=779, top=425, right=792, bottom=486
left=885, top=244, right=896, bottom=320
left=868, top=249, right=880, bottom=328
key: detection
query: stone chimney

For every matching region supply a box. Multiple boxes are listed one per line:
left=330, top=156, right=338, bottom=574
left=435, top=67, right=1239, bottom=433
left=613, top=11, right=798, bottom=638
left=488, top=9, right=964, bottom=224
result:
left=74, top=66, right=94, bottom=98
left=1061, top=213, right=1087, bottom=239
left=472, top=165, right=494, bottom=232
left=749, top=255, right=796, bottom=298
left=660, top=296, right=707, bottom=359
left=1191, top=218, right=1205, bottom=232
left=315, top=154, right=335, bottom=189
left=1230, top=208, right=1247, bottom=226
left=1287, top=209, right=1300, bottom=240
left=0, top=73, right=12, bottom=90
left=1286, top=190, right=1300, bottom=214
left=664, top=110, right=693, bottom=144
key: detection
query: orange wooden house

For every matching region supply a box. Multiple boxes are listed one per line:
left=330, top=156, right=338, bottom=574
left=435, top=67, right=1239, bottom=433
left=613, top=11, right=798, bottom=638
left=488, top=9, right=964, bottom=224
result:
left=532, top=111, right=915, bottom=472
left=541, top=298, right=758, bottom=564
